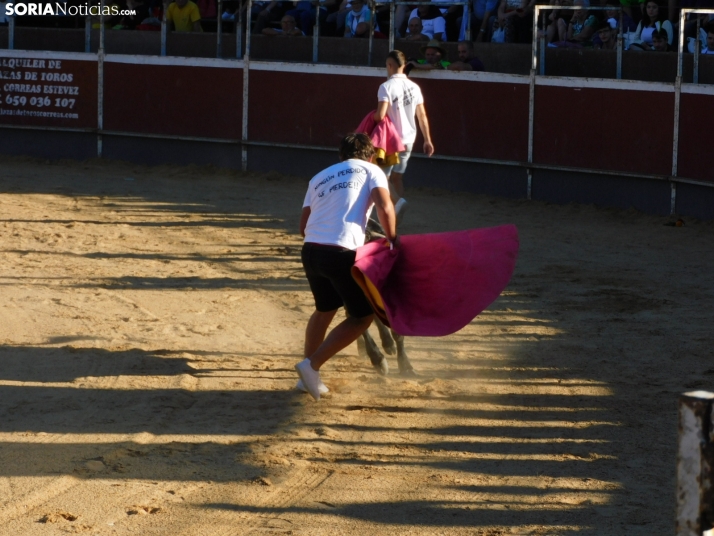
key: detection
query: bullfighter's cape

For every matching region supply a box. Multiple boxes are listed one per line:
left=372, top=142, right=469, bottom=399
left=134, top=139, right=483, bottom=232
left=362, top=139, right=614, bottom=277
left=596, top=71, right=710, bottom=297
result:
left=351, top=225, right=519, bottom=337
left=355, top=111, right=406, bottom=167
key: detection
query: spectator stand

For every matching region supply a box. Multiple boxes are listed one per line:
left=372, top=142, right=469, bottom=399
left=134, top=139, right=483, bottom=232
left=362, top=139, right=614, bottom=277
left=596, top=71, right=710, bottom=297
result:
left=531, top=5, right=625, bottom=79
left=307, top=0, right=471, bottom=65
left=680, top=8, right=714, bottom=84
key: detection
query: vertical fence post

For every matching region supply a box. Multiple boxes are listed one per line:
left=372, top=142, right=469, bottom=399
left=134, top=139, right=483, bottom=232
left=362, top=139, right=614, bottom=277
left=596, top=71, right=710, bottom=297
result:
left=671, top=7, right=685, bottom=197
left=85, top=16, right=91, bottom=52
left=161, top=1, right=168, bottom=56
left=8, top=13, right=14, bottom=50
left=367, top=0, right=374, bottom=66
left=694, top=16, right=700, bottom=84
left=677, top=391, right=714, bottom=536
left=217, top=0, right=223, bottom=58
left=464, top=1, right=471, bottom=41
left=97, top=0, right=105, bottom=158
left=242, top=0, right=252, bottom=171
left=527, top=6, right=538, bottom=200
left=615, top=8, right=624, bottom=80
left=388, top=1, right=395, bottom=51
left=236, top=1, right=243, bottom=58
left=539, top=10, right=545, bottom=76
left=313, top=1, right=321, bottom=63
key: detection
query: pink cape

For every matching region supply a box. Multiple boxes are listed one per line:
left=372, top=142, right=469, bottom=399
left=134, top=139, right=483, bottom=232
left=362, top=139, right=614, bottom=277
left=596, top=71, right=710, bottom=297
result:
left=351, top=225, right=519, bottom=337
left=355, top=111, right=406, bottom=167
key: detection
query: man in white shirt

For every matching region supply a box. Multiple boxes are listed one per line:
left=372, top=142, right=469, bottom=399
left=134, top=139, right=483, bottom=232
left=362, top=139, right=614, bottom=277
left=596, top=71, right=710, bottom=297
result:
left=373, top=49, right=434, bottom=216
left=295, top=133, right=397, bottom=401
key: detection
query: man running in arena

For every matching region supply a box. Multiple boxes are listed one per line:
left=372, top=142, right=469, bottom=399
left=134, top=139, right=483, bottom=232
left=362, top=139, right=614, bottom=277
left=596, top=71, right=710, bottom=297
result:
left=373, top=50, right=435, bottom=221
left=295, top=133, right=398, bottom=401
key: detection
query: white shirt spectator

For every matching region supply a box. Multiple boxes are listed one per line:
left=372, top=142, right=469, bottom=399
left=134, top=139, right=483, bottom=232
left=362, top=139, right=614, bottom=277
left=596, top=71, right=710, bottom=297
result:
left=432, top=0, right=451, bottom=14
left=302, top=159, right=389, bottom=249
left=377, top=73, right=425, bottom=145
left=408, top=8, right=446, bottom=40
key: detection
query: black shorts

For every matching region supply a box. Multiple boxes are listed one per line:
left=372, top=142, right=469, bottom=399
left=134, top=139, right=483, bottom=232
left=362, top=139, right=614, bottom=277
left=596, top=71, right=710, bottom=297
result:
left=301, top=242, right=374, bottom=319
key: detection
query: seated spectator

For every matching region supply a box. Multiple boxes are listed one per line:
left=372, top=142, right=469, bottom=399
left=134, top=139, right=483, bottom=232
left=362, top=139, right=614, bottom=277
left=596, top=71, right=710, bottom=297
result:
left=344, top=0, right=374, bottom=37
left=551, top=0, right=597, bottom=46
left=629, top=0, right=673, bottom=50
left=251, top=2, right=291, bottom=34
left=447, top=40, right=486, bottom=70
left=326, top=0, right=350, bottom=36
left=285, top=0, right=330, bottom=36
left=433, top=0, right=463, bottom=41
left=167, top=0, right=202, bottom=31
left=262, top=14, right=304, bottom=34
left=408, top=40, right=451, bottom=70
left=604, top=2, right=636, bottom=32
left=651, top=26, right=671, bottom=50
left=703, top=23, right=714, bottom=54
left=618, top=0, right=645, bottom=26
left=493, top=0, right=531, bottom=43
left=593, top=20, right=617, bottom=48
left=403, top=17, right=430, bottom=40
left=408, top=4, right=447, bottom=41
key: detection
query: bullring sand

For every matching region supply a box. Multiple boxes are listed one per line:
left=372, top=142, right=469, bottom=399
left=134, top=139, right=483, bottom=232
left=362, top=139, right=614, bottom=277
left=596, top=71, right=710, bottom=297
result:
left=0, top=156, right=712, bottom=535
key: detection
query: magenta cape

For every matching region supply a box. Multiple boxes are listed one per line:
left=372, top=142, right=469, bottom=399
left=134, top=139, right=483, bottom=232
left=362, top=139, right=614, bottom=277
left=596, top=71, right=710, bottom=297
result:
left=351, top=225, right=519, bottom=337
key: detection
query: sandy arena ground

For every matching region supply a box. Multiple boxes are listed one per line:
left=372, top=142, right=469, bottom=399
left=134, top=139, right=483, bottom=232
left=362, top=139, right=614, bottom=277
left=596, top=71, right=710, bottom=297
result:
left=0, top=156, right=712, bottom=535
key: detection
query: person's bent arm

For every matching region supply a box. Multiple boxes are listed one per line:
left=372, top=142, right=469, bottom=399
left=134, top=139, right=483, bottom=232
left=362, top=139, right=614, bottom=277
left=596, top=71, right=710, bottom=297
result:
left=370, top=187, right=398, bottom=246
left=299, top=206, right=311, bottom=237
left=447, top=60, right=473, bottom=71
left=373, top=100, right=389, bottom=122
left=415, top=103, right=434, bottom=156
left=192, top=20, right=202, bottom=31
left=262, top=27, right=280, bottom=34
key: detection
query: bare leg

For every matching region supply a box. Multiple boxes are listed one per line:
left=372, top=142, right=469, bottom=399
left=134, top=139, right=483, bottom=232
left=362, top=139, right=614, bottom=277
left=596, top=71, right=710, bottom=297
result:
left=557, top=18, right=566, bottom=42
left=308, top=314, right=374, bottom=370
left=304, top=309, right=337, bottom=358
left=389, top=171, right=405, bottom=200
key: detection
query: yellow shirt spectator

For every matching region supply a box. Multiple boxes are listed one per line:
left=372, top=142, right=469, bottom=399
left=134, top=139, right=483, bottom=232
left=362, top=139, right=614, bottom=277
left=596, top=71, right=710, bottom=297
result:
left=167, top=0, right=202, bottom=32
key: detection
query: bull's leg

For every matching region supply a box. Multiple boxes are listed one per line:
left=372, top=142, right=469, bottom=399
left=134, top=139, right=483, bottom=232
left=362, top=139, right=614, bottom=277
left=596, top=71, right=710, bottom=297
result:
left=392, top=330, right=416, bottom=376
left=362, top=328, right=389, bottom=376
left=374, top=317, right=396, bottom=355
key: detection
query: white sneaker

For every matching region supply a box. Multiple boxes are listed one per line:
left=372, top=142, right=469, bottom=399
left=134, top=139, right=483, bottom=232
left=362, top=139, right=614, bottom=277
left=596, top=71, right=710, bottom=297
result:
left=295, top=359, right=323, bottom=401
left=296, top=378, right=329, bottom=394
left=394, top=198, right=408, bottom=226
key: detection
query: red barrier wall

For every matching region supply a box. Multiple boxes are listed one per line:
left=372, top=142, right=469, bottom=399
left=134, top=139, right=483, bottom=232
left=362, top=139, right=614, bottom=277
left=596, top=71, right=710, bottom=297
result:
left=678, top=92, right=714, bottom=184
left=0, top=52, right=710, bottom=186
left=533, top=85, right=674, bottom=177
left=103, top=62, right=243, bottom=139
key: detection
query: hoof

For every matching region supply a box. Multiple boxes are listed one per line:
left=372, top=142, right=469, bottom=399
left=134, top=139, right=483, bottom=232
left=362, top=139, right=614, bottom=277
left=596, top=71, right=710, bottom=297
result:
left=372, top=357, right=389, bottom=376
left=382, top=341, right=396, bottom=356
left=398, top=367, right=417, bottom=377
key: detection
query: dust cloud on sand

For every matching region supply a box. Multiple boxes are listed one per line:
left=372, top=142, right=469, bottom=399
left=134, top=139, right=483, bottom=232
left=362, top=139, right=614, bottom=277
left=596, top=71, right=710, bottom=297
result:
left=0, top=156, right=712, bottom=535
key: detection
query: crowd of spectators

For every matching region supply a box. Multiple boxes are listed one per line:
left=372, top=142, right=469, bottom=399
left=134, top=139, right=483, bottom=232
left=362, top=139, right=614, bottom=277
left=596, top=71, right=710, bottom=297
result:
left=3, top=0, right=714, bottom=58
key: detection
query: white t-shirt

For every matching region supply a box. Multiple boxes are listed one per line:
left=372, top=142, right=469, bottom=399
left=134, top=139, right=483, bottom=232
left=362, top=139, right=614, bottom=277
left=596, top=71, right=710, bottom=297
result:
left=408, top=9, right=446, bottom=40
left=702, top=47, right=714, bottom=55
left=302, top=159, right=389, bottom=250
left=377, top=73, right=425, bottom=145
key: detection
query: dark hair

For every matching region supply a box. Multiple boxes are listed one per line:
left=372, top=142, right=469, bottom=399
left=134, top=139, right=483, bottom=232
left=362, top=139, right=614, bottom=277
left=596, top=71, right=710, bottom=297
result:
left=339, top=133, right=375, bottom=162
left=652, top=27, right=668, bottom=42
left=386, top=50, right=407, bottom=67
left=706, top=22, right=714, bottom=35
left=457, top=40, right=474, bottom=51
left=644, top=1, right=667, bottom=26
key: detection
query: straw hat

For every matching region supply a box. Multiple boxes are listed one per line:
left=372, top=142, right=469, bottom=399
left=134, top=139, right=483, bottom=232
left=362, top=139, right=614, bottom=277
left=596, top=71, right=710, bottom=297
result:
left=420, top=39, right=447, bottom=57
